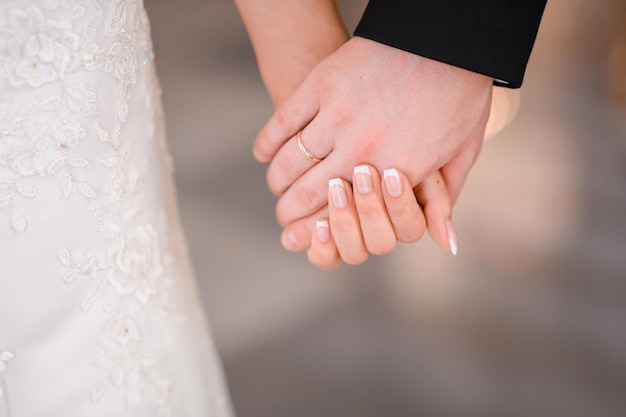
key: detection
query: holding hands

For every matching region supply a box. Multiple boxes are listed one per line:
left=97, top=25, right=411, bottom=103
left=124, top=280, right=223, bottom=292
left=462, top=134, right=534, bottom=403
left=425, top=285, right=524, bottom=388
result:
left=254, top=36, right=492, bottom=259
left=235, top=0, right=493, bottom=268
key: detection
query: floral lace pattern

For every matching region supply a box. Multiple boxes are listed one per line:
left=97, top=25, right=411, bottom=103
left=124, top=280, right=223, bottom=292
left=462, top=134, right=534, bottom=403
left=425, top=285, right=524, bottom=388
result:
left=0, top=2, right=101, bottom=231
left=0, top=1, right=183, bottom=415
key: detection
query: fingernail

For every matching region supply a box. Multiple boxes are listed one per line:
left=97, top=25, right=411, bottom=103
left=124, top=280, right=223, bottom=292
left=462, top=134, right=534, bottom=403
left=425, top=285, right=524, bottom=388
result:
left=329, top=178, right=348, bottom=209
left=284, top=228, right=299, bottom=250
left=383, top=169, right=403, bottom=198
left=316, top=220, right=330, bottom=243
left=446, top=219, right=458, bottom=256
left=354, top=165, right=373, bottom=194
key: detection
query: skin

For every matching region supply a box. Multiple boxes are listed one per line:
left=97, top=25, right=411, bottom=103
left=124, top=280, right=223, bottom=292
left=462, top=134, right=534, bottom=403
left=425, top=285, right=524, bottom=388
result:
left=233, top=0, right=348, bottom=108
left=235, top=0, right=464, bottom=268
left=254, top=36, right=493, bottom=248
left=309, top=166, right=456, bottom=270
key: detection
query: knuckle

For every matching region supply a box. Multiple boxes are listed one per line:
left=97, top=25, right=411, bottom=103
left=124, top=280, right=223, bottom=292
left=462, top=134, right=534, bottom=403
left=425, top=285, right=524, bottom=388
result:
left=316, top=64, right=341, bottom=94
left=272, top=107, right=293, bottom=134
left=350, top=128, right=389, bottom=164
left=272, top=156, right=297, bottom=187
left=328, top=102, right=356, bottom=129
left=276, top=186, right=322, bottom=226
left=351, top=136, right=382, bottom=165
left=294, top=185, right=321, bottom=208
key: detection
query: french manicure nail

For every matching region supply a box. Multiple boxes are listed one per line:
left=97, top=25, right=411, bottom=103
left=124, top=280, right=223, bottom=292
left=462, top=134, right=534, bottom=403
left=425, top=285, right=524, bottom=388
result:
left=446, top=219, right=458, bottom=256
left=329, top=178, right=348, bottom=209
left=354, top=165, right=373, bottom=194
left=383, top=168, right=403, bottom=198
left=316, top=220, right=330, bottom=243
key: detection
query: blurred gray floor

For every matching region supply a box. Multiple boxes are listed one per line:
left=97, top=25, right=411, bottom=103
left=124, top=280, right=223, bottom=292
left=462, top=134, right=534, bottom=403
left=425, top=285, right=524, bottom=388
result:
left=145, top=1, right=626, bottom=416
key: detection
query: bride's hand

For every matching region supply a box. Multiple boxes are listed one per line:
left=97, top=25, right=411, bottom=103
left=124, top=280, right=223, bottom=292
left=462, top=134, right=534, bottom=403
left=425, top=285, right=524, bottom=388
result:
left=307, top=166, right=458, bottom=270
left=234, top=0, right=349, bottom=108
left=234, top=0, right=460, bottom=267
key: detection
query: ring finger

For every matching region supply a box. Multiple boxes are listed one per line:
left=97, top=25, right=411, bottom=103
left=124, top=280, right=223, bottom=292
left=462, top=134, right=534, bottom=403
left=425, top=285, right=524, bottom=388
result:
left=265, top=121, right=333, bottom=196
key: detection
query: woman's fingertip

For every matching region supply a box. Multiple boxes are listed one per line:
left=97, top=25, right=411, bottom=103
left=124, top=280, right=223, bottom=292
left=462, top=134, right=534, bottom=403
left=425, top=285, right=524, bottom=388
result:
left=446, top=219, right=458, bottom=256
left=316, top=220, right=330, bottom=244
left=383, top=168, right=403, bottom=198
left=354, top=165, right=373, bottom=194
left=329, top=178, right=348, bottom=209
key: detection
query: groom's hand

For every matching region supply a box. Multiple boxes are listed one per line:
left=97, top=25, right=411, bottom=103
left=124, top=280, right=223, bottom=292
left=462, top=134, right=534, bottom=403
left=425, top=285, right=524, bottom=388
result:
left=253, top=37, right=492, bottom=248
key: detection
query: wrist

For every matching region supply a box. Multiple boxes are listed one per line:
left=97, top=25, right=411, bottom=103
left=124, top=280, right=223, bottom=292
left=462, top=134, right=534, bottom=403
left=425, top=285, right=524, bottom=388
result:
left=264, top=32, right=348, bottom=108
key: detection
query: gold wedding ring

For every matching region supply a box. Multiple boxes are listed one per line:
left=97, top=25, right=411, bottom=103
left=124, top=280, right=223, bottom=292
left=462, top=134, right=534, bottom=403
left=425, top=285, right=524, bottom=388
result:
left=296, top=130, right=323, bottom=163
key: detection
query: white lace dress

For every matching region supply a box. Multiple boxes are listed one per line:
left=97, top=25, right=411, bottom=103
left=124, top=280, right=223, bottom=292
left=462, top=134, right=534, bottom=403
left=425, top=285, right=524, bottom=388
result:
left=0, top=1, right=233, bottom=416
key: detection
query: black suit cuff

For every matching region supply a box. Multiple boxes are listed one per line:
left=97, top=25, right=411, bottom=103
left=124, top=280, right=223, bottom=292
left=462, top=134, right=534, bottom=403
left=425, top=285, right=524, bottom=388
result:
left=354, top=0, right=546, bottom=88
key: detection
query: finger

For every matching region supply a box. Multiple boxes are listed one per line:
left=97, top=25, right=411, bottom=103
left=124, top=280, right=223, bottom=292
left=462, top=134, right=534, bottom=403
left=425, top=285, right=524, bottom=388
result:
left=440, top=130, right=484, bottom=203
left=266, top=124, right=333, bottom=196
left=280, top=206, right=329, bottom=251
left=352, top=164, right=396, bottom=255
left=253, top=76, right=321, bottom=163
left=274, top=150, right=344, bottom=227
left=307, top=218, right=341, bottom=270
left=381, top=168, right=426, bottom=243
left=328, top=178, right=368, bottom=265
left=413, top=171, right=457, bottom=256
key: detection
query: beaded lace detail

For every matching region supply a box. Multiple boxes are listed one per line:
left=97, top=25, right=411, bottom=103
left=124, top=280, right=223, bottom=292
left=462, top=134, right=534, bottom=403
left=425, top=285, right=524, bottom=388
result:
left=0, top=1, right=181, bottom=415
left=0, top=2, right=99, bottom=231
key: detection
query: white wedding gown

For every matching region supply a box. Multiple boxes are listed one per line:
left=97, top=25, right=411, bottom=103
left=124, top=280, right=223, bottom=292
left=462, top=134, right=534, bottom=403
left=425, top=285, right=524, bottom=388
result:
left=0, top=1, right=234, bottom=416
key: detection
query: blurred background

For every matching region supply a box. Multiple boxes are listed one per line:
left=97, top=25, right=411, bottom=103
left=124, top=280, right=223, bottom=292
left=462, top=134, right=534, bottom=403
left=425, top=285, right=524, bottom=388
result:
left=145, top=1, right=626, bottom=416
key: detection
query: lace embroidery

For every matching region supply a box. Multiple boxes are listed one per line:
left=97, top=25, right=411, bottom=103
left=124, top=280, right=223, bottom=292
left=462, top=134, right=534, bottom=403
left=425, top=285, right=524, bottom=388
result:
left=0, top=2, right=99, bottom=231
left=0, top=1, right=182, bottom=415
left=58, top=224, right=182, bottom=414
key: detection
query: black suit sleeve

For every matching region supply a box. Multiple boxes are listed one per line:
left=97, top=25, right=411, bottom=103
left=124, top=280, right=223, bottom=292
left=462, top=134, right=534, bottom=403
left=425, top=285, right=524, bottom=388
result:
left=354, top=0, right=547, bottom=88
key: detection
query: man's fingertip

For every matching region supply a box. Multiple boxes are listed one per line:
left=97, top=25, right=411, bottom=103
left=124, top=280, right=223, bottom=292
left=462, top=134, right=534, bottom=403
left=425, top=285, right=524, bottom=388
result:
left=252, top=146, right=269, bottom=162
left=280, top=229, right=299, bottom=251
